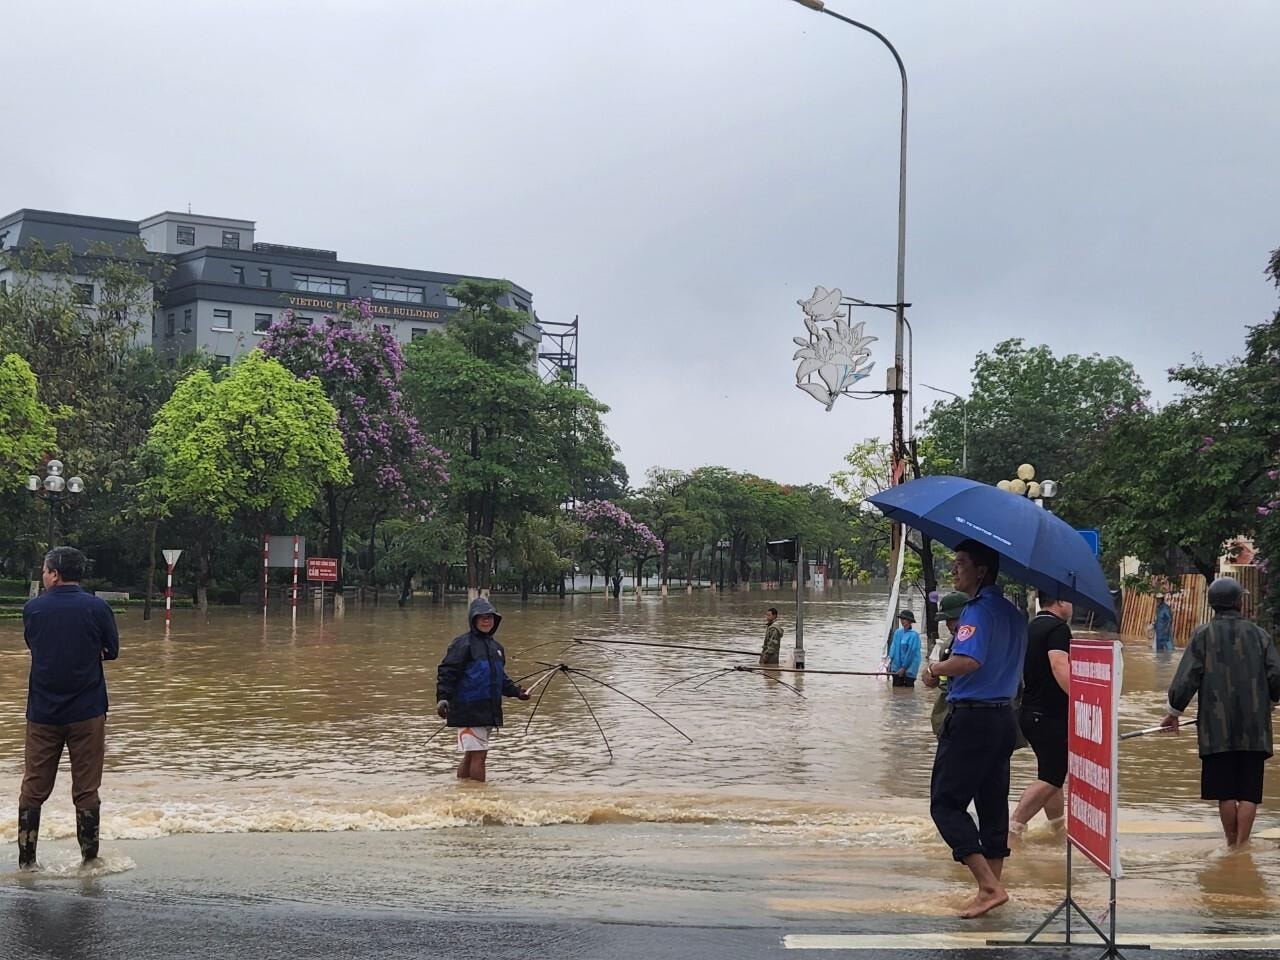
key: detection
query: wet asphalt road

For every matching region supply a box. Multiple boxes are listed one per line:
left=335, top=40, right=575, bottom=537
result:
left=1, top=887, right=1277, bottom=960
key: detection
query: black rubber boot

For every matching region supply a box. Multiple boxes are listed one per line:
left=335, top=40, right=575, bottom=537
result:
left=76, top=806, right=100, bottom=863
left=17, top=807, right=40, bottom=869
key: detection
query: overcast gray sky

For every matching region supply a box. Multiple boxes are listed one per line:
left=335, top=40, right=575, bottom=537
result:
left=4, top=1, right=1277, bottom=488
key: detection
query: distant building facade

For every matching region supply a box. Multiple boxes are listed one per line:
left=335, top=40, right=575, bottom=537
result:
left=0, top=208, right=539, bottom=365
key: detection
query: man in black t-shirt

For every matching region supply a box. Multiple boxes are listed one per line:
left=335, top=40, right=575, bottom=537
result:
left=1010, top=590, right=1073, bottom=836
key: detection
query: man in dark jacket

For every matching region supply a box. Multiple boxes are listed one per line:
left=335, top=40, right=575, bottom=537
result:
left=1161, top=577, right=1280, bottom=847
left=436, top=597, right=529, bottom=782
left=19, top=546, right=120, bottom=868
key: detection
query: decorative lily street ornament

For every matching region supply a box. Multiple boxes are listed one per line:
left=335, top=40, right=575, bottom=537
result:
left=793, top=286, right=877, bottom=411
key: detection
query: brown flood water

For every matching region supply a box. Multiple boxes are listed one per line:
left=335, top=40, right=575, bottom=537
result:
left=0, top=585, right=1276, bottom=931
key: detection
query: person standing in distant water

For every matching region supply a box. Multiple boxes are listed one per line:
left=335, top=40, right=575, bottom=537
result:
left=436, top=597, right=530, bottom=783
left=1153, top=593, right=1174, bottom=652
left=760, top=607, right=784, bottom=666
left=18, top=547, right=120, bottom=869
left=1010, top=591, right=1073, bottom=837
left=929, top=591, right=971, bottom=738
left=1161, top=577, right=1280, bottom=847
left=888, top=610, right=921, bottom=688
left=921, top=539, right=1027, bottom=919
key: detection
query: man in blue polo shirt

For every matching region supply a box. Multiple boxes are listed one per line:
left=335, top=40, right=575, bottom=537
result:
left=921, top=538, right=1026, bottom=918
left=18, top=546, right=119, bottom=869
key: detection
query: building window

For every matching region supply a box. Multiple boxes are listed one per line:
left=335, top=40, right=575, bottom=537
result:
left=222, top=231, right=240, bottom=250
left=259, top=268, right=272, bottom=287
left=212, top=309, right=233, bottom=330
left=231, top=266, right=245, bottom=285
left=295, top=314, right=313, bottom=326
left=445, top=295, right=460, bottom=309
left=177, top=225, right=196, bottom=246
left=292, top=274, right=348, bottom=295
left=371, top=282, right=425, bottom=304
left=411, top=328, right=430, bottom=340
left=375, top=323, right=392, bottom=334
left=165, top=313, right=176, bottom=337
left=183, top=308, right=192, bottom=333
left=74, top=283, right=94, bottom=305
left=254, top=313, right=272, bottom=333
left=333, top=319, right=353, bottom=331
left=0, top=279, right=7, bottom=295
left=213, top=354, right=231, bottom=367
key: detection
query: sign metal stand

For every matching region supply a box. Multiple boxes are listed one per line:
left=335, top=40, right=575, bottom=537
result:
left=989, top=638, right=1144, bottom=957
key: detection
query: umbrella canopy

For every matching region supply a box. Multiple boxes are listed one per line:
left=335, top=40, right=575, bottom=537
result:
left=867, top=475, right=1116, bottom=620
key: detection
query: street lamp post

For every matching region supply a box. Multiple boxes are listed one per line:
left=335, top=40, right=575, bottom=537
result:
left=25, top=460, right=86, bottom=588
left=788, top=0, right=911, bottom=627
left=789, top=0, right=909, bottom=479
left=920, top=383, right=967, bottom=474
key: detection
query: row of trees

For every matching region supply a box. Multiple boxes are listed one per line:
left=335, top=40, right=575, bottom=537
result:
left=916, top=246, right=1280, bottom=625
left=0, top=243, right=865, bottom=608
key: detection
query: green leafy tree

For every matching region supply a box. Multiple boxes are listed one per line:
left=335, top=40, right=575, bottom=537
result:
left=919, top=339, right=1147, bottom=488
left=143, top=352, right=351, bottom=608
left=0, top=353, right=56, bottom=483
left=404, top=279, right=614, bottom=592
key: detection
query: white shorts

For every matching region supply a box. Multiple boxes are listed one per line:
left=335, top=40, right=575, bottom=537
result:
left=456, top=726, right=493, bottom=753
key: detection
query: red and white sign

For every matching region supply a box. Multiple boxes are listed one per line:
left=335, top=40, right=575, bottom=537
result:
left=306, top=557, right=338, bottom=582
left=1067, top=638, right=1123, bottom=878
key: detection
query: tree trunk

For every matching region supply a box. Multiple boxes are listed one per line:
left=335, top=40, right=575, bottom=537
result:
left=521, top=572, right=530, bottom=603
left=660, top=547, right=669, bottom=586
left=398, top=566, right=414, bottom=607
left=143, top=519, right=157, bottom=621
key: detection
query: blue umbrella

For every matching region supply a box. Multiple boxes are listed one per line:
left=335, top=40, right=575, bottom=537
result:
left=866, top=475, right=1116, bottom=620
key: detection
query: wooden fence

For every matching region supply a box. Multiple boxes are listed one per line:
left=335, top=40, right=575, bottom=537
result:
left=1119, top=566, right=1260, bottom=647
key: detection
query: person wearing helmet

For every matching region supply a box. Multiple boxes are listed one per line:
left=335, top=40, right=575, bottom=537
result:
left=887, top=610, right=921, bottom=688
left=1161, top=577, right=1280, bottom=847
left=928, top=591, right=971, bottom=737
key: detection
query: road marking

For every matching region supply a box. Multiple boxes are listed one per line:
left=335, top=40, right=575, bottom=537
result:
left=784, top=932, right=1280, bottom=950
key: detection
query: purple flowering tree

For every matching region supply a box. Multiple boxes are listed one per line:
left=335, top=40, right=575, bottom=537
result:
left=572, top=500, right=663, bottom=595
left=261, top=301, right=448, bottom=586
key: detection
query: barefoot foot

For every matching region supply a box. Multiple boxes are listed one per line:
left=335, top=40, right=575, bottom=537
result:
left=959, top=886, right=1009, bottom=919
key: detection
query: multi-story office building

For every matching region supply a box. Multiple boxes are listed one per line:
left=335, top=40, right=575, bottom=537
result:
left=0, top=208, right=539, bottom=364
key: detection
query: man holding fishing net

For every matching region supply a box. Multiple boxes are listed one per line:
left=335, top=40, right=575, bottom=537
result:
left=436, top=597, right=530, bottom=783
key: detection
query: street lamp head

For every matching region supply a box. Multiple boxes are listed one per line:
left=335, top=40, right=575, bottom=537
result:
left=26, top=475, right=40, bottom=492
left=1026, top=481, right=1042, bottom=499
left=67, top=476, right=85, bottom=495
left=44, top=474, right=65, bottom=493
left=1016, top=463, right=1035, bottom=482
left=791, top=0, right=826, bottom=10
left=997, top=480, right=1012, bottom=492
left=46, top=459, right=64, bottom=477
left=1009, top=478, right=1027, bottom=496
left=1040, top=480, right=1059, bottom=499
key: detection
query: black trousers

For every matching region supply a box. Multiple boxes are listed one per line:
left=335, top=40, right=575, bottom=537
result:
left=930, top=703, right=1017, bottom=862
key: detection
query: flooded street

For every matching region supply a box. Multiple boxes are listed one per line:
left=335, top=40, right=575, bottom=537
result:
left=1, top=586, right=1277, bottom=938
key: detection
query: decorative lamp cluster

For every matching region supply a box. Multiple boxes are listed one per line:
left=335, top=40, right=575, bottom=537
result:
left=996, top=463, right=1058, bottom=505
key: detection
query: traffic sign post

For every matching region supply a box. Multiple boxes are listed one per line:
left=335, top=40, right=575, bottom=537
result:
left=994, top=639, right=1137, bottom=957
left=307, top=558, right=338, bottom=625
left=1077, top=528, right=1102, bottom=559
left=162, top=549, right=182, bottom=633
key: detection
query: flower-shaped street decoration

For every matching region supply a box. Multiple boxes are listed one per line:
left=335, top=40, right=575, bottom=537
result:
left=793, top=286, right=877, bottom=411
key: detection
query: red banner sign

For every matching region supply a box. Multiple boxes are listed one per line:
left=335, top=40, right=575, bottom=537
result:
left=1067, top=639, right=1123, bottom=878
left=306, top=557, right=338, bottom=582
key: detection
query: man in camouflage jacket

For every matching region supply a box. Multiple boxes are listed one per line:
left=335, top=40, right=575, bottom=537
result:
left=1161, top=579, right=1280, bottom=847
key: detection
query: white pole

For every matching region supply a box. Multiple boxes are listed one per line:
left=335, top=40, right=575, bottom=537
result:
left=165, top=564, right=174, bottom=632
left=291, top=535, right=300, bottom=626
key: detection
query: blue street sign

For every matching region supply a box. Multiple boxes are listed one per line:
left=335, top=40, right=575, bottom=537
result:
left=1077, top=528, right=1101, bottom=559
